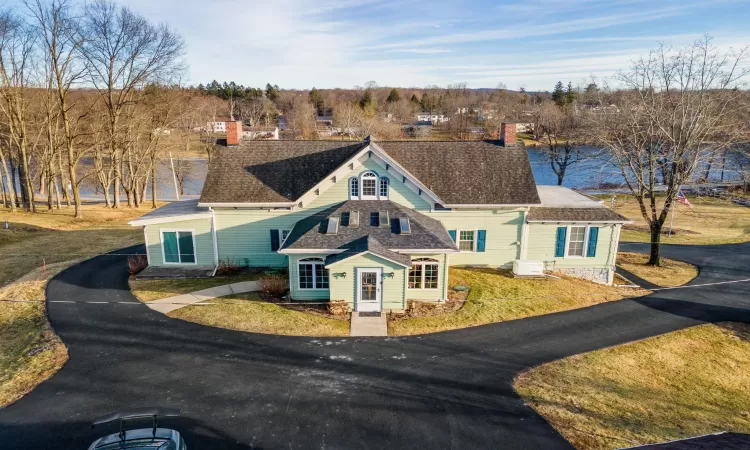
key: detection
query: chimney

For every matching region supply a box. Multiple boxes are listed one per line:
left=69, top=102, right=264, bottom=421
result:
left=226, top=120, right=242, bottom=146
left=500, top=122, right=516, bottom=147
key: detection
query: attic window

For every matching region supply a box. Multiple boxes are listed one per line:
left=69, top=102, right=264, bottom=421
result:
left=326, top=216, right=339, bottom=235
left=399, top=217, right=411, bottom=235
left=349, top=211, right=359, bottom=228
left=378, top=210, right=390, bottom=228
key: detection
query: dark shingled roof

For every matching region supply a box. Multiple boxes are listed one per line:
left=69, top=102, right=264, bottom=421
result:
left=376, top=140, right=541, bottom=205
left=621, top=432, right=750, bottom=449
left=281, top=200, right=458, bottom=252
left=527, top=207, right=631, bottom=223
left=325, top=236, right=412, bottom=267
left=200, top=141, right=368, bottom=204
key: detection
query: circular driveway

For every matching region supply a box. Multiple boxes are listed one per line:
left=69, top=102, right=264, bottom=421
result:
left=1, top=243, right=750, bottom=449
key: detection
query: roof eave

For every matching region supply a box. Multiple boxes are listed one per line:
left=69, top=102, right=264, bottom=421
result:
left=526, top=219, right=633, bottom=224
left=198, top=202, right=296, bottom=208
left=128, top=212, right=212, bottom=226
left=442, top=203, right=540, bottom=208
left=325, top=250, right=411, bottom=269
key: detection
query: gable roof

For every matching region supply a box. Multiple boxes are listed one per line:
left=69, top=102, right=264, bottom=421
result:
left=325, top=236, right=412, bottom=268
left=199, top=141, right=368, bottom=204
left=375, top=141, right=540, bottom=205
left=280, top=200, right=458, bottom=253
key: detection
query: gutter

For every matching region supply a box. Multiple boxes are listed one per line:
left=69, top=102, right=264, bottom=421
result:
left=198, top=202, right=296, bottom=208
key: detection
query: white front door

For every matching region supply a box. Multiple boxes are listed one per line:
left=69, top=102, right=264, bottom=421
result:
left=357, top=268, right=382, bottom=312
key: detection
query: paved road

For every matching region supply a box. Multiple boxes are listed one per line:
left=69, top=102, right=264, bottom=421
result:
left=1, top=243, right=750, bottom=449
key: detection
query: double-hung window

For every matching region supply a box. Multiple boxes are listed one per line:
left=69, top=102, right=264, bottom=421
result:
left=298, top=258, right=329, bottom=290
left=361, top=172, right=378, bottom=199
left=379, top=177, right=389, bottom=199
left=280, top=229, right=291, bottom=245
left=567, top=226, right=586, bottom=257
left=161, top=230, right=195, bottom=264
left=349, top=177, right=359, bottom=199
left=408, top=258, right=439, bottom=289
left=458, top=230, right=476, bottom=251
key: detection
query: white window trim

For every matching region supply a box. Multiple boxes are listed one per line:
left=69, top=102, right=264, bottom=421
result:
left=379, top=177, right=389, bottom=199
left=160, top=229, right=197, bottom=265
left=349, top=177, right=359, bottom=200
left=408, top=258, right=440, bottom=290
left=297, top=257, right=329, bottom=290
left=457, top=229, right=478, bottom=253
left=564, top=225, right=590, bottom=259
left=279, top=229, right=291, bottom=246
left=359, top=171, right=379, bottom=200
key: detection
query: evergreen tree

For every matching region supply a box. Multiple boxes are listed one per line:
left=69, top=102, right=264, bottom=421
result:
left=386, top=88, right=400, bottom=103
left=565, top=82, right=576, bottom=105
left=309, top=87, right=324, bottom=114
left=360, top=89, right=374, bottom=109
left=265, top=83, right=279, bottom=101
left=420, top=93, right=432, bottom=112
left=410, top=93, right=419, bottom=104
left=552, top=81, right=566, bottom=107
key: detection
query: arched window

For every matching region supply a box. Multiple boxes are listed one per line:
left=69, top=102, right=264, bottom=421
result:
left=298, top=257, right=329, bottom=290
left=360, top=171, right=378, bottom=199
left=408, top=258, right=439, bottom=290
left=349, top=177, right=359, bottom=199
left=379, top=177, right=389, bottom=199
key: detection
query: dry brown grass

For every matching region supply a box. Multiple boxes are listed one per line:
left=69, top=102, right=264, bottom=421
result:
left=170, top=293, right=350, bottom=337
left=129, top=272, right=263, bottom=302
left=388, top=268, right=649, bottom=336
left=0, top=261, right=77, bottom=407
left=617, top=252, right=699, bottom=287
left=514, top=323, right=750, bottom=450
left=612, top=195, right=750, bottom=245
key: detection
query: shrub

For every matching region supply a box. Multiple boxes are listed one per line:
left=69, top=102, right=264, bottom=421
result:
left=328, top=300, right=351, bottom=316
left=128, top=254, right=148, bottom=275
left=216, top=258, right=242, bottom=276
left=259, top=274, right=288, bottom=298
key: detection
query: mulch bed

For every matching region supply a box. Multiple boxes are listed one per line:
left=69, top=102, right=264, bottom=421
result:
left=391, top=287, right=470, bottom=320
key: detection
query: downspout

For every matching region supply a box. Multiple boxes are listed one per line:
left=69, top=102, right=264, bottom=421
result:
left=442, top=253, right=450, bottom=301
left=210, top=207, right=219, bottom=276
left=520, top=206, right=530, bottom=260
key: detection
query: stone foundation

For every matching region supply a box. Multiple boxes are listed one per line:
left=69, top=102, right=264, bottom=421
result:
left=557, top=267, right=613, bottom=285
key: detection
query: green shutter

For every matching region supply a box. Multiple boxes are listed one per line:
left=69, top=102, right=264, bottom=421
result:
left=162, top=232, right=179, bottom=263
left=587, top=227, right=599, bottom=257
left=178, top=231, right=195, bottom=263
left=270, top=229, right=280, bottom=251
left=448, top=230, right=457, bottom=242
left=555, top=227, right=566, bottom=258
left=477, top=230, right=486, bottom=252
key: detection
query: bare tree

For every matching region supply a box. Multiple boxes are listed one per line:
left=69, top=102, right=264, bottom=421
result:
left=82, top=0, right=184, bottom=208
left=590, top=37, right=749, bottom=265
left=535, top=101, right=587, bottom=185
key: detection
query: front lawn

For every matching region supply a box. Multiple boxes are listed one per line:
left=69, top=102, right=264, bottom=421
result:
left=514, top=323, right=750, bottom=450
left=170, top=293, right=350, bottom=337
left=129, top=272, right=264, bottom=302
left=388, top=268, right=649, bottom=336
left=617, top=252, right=698, bottom=287
left=613, top=195, right=750, bottom=245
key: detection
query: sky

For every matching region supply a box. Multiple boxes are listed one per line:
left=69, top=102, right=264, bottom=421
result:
left=117, top=0, right=750, bottom=90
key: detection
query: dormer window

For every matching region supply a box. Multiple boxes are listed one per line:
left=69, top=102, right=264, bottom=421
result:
left=350, top=171, right=388, bottom=200
left=361, top=171, right=377, bottom=199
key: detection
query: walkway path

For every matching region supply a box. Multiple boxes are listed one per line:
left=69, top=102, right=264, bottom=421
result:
left=350, top=312, right=388, bottom=336
left=146, top=280, right=259, bottom=314
left=1, top=243, right=749, bottom=449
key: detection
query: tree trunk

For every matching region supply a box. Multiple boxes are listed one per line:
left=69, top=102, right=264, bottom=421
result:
left=151, top=163, right=157, bottom=209
left=648, top=221, right=662, bottom=266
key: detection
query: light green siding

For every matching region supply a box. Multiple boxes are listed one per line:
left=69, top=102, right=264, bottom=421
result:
left=288, top=254, right=330, bottom=301
left=144, top=218, right=214, bottom=266
left=526, top=223, right=619, bottom=268
left=327, top=253, right=406, bottom=311
left=424, top=209, right=524, bottom=267
left=406, top=254, right=448, bottom=301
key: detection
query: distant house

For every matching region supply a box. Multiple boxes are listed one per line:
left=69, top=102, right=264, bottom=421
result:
left=416, top=112, right=449, bottom=123
left=207, top=117, right=233, bottom=133
left=405, top=121, right=433, bottom=138
left=516, top=123, right=534, bottom=134
left=316, top=115, right=336, bottom=136
left=243, top=126, right=279, bottom=140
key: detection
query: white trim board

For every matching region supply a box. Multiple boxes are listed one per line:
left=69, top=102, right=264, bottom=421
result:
left=129, top=212, right=211, bottom=226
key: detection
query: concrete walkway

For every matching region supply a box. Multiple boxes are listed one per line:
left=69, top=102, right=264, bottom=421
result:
left=146, top=280, right=259, bottom=314
left=350, top=311, right=388, bottom=336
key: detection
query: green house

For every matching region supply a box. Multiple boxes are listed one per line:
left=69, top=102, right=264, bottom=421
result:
left=130, top=128, right=630, bottom=313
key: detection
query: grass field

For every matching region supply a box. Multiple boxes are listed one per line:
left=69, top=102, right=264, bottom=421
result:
left=515, top=323, right=750, bottom=449
left=388, top=268, right=649, bottom=336
left=617, top=252, right=699, bottom=287
left=170, top=293, right=350, bottom=337
left=0, top=203, right=152, bottom=407
left=129, top=272, right=264, bottom=302
left=612, top=195, right=750, bottom=245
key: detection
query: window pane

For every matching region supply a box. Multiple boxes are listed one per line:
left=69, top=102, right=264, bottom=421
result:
left=178, top=231, right=195, bottom=263
left=350, top=178, right=358, bottom=197
left=315, top=264, right=329, bottom=289
left=281, top=229, right=290, bottom=243
left=362, top=178, right=376, bottom=196
left=163, top=232, right=179, bottom=263
left=424, top=264, right=439, bottom=289
left=408, top=264, right=422, bottom=289
left=380, top=178, right=389, bottom=198
left=459, top=230, right=475, bottom=251
left=299, top=264, right=314, bottom=289
left=567, top=227, right=586, bottom=257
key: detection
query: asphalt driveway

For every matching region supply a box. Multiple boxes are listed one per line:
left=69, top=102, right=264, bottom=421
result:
left=1, top=242, right=749, bottom=449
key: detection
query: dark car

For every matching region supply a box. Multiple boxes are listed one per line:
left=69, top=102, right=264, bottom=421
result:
left=87, top=407, right=186, bottom=450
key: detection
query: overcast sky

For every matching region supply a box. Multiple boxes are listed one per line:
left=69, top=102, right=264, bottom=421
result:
left=118, top=0, right=749, bottom=90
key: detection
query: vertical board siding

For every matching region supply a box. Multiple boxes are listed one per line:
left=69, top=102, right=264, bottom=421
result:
left=328, top=253, right=406, bottom=310
left=288, top=254, right=331, bottom=301
left=526, top=223, right=617, bottom=268
left=145, top=218, right=214, bottom=267
left=425, top=210, right=524, bottom=266
left=406, top=254, right=447, bottom=302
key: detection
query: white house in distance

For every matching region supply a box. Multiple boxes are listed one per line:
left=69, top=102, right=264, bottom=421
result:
left=242, top=126, right=279, bottom=140
left=417, top=112, right=449, bottom=123
left=207, top=117, right=234, bottom=133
